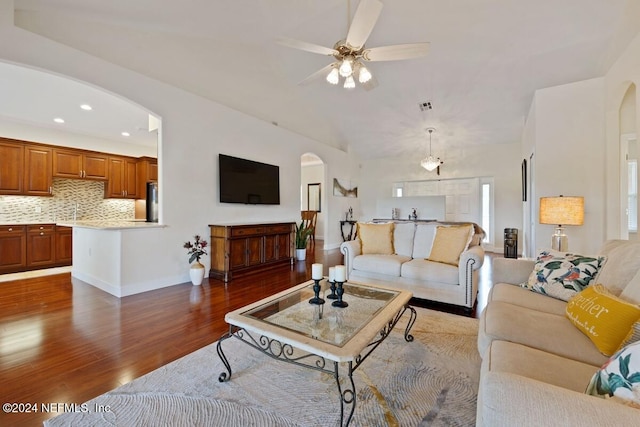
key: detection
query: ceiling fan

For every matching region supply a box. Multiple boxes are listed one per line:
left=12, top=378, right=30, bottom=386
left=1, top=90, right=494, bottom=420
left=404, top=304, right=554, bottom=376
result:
left=278, top=0, right=430, bottom=90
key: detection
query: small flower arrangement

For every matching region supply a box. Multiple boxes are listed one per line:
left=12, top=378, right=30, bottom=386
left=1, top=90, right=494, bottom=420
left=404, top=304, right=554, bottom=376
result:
left=183, top=235, right=208, bottom=264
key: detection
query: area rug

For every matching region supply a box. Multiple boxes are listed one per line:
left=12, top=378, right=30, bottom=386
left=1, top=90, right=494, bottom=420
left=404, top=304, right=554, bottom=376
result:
left=45, top=308, right=480, bottom=426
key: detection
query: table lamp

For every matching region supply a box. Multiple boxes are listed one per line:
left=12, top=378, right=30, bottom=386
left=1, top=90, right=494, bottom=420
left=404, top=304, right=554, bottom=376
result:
left=539, top=196, right=584, bottom=252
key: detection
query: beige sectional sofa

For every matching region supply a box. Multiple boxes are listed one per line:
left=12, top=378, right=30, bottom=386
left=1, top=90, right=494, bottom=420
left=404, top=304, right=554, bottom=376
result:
left=477, top=240, right=640, bottom=425
left=340, top=221, right=485, bottom=309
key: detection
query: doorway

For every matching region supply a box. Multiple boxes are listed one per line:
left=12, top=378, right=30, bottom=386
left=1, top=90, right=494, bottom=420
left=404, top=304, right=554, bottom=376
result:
left=301, top=153, right=325, bottom=245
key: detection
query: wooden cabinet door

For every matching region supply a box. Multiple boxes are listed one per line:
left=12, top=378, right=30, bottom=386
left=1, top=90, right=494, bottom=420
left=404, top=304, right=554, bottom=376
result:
left=0, top=141, right=24, bottom=195
left=83, top=153, right=108, bottom=180
left=105, top=157, right=125, bottom=198
left=55, top=227, right=72, bottom=264
left=136, top=157, right=158, bottom=197
left=124, top=158, right=138, bottom=198
left=247, top=236, right=263, bottom=266
left=264, top=235, right=277, bottom=263
left=229, top=239, right=248, bottom=269
left=24, top=145, right=52, bottom=196
left=52, top=148, right=83, bottom=178
left=27, top=225, right=56, bottom=267
left=276, top=233, right=291, bottom=260
left=0, top=226, right=26, bottom=271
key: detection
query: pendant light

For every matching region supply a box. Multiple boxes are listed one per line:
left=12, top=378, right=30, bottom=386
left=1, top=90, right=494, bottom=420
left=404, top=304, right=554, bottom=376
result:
left=420, top=128, right=441, bottom=171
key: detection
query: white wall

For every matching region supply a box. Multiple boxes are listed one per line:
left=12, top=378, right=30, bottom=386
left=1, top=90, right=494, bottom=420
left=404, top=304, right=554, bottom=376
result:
left=0, top=10, right=350, bottom=293
left=527, top=78, right=605, bottom=255
left=355, top=142, right=521, bottom=250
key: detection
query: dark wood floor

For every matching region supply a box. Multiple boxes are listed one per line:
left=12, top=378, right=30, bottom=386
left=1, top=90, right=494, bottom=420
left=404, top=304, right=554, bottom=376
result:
left=0, top=243, right=494, bottom=426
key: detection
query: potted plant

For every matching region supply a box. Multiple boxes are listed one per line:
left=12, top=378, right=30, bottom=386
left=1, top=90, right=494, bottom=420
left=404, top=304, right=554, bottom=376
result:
left=295, top=221, right=312, bottom=261
left=183, top=235, right=208, bottom=285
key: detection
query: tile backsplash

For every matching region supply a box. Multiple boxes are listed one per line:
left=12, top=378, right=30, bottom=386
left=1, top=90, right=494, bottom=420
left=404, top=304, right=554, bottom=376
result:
left=0, top=178, right=135, bottom=223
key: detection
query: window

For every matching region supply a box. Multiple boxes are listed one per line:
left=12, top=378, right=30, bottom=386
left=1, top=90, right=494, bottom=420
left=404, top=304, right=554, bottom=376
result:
left=392, top=183, right=403, bottom=197
left=481, top=181, right=493, bottom=243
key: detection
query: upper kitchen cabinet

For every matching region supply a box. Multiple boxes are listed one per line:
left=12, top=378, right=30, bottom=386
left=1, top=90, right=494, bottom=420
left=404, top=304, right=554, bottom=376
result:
left=24, top=145, right=53, bottom=196
left=105, top=156, right=139, bottom=199
left=0, top=139, right=52, bottom=196
left=52, top=148, right=108, bottom=180
left=136, top=156, right=158, bottom=197
left=0, top=139, right=24, bottom=195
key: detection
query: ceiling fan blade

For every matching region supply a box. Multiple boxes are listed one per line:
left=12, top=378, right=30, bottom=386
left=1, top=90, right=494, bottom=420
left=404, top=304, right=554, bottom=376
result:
left=277, top=37, right=338, bottom=56
left=298, top=63, right=337, bottom=86
left=346, top=0, right=383, bottom=50
left=362, top=43, right=430, bottom=61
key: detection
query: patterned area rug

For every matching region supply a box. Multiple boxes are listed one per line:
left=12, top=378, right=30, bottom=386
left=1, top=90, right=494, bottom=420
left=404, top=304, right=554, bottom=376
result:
left=45, top=308, right=480, bottom=426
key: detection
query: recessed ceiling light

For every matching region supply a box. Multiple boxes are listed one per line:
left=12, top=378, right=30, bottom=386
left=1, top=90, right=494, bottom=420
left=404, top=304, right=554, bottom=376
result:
left=121, top=132, right=130, bottom=137
left=53, top=118, right=65, bottom=124
left=80, top=104, right=92, bottom=111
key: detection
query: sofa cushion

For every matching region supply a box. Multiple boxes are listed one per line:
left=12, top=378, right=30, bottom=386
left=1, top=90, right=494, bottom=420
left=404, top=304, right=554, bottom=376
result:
left=428, top=224, right=474, bottom=266
left=621, top=269, right=640, bottom=304
left=595, top=241, right=640, bottom=296
left=393, top=222, right=416, bottom=257
left=489, top=283, right=567, bottom=316
left=352, top=254, right=410, bottom=277
left=483, top=340, right=599, bottom=392
left=411, top=223, right=437, bottom=259
left=565, top=284, right=640, bottom=356
left=357, top=222, right=394, bottom=255
left=586, top=341, right=640, bottom=408
left=401, top=258, right=459, bottom=284
left=480, top=300, right=608, bottom=366
left=521, top=249, right=606, bottom=301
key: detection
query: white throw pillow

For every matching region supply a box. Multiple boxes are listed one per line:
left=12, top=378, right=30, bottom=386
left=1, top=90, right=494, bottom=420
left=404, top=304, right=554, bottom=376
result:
left=393, top=222, right=416, bottom=257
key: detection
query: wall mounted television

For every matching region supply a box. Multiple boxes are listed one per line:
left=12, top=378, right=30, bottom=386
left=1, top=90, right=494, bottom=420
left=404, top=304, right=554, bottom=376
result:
left=218, top=154, right=280, bottom=205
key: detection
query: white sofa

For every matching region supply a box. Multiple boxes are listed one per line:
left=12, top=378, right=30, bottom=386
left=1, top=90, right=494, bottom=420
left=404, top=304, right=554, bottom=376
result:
left=476, top=240, right=640, bottom=426
left=340, top=221, right=485, bottom=309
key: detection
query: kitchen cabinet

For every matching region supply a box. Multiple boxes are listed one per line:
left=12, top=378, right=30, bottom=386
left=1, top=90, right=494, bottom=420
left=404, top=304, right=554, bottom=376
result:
left=105, top=156, right=139, bottom=199
left=52, top=148, right=108, bottom=180
left=0, top=140, right=24, bottom=195
left=0, top=225, right=27, bottom=272
left=55, top=226, right=72, bottom=264
left=24, top=145, right=53, bottom=196
left=136, top=156, right=158, bottom=197
left=209, top=222, right=294, bottom=282
left=26, top=224, right=56, bottom=267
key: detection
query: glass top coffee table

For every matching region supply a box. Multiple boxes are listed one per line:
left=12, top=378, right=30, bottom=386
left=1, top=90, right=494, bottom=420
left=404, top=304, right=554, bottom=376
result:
left=216, top=279, right=417, bottom=426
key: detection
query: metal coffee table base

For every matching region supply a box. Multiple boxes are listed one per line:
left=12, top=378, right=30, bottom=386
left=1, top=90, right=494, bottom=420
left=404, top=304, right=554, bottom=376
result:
left=216, top=304, right=417, bottom=426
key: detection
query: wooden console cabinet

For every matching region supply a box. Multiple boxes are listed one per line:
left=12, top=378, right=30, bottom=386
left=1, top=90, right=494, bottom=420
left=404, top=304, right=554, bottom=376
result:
left=209, top=222, right=294, bottom=282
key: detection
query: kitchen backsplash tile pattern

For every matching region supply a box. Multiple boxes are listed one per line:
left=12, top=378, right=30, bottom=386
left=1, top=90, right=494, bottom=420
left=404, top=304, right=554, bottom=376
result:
left=0, top=178, right=135, bottom=223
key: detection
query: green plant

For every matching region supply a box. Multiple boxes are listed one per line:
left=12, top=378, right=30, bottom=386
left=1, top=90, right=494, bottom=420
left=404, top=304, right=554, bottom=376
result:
left=183, top=235, right=208, bottom=263
left=295, top=221, right=312, bottom=249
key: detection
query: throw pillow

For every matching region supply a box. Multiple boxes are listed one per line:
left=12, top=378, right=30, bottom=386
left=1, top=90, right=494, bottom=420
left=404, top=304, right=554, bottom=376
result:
left=521, top=249, right=606, bottom=301
left=357, top=222, right=394, bottom=255
left=586, top=341, right=640, bottom=408
left=565, top=284, right=640, bottom=356
left=427, top=224, right=473, bottom=266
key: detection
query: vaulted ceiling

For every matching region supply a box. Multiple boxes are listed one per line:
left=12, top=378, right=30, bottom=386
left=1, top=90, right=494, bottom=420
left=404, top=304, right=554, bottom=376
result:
left=7, top=0, right=640, bottom=159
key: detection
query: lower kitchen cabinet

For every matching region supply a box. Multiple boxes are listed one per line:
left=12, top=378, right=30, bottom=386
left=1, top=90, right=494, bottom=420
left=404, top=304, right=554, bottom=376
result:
left=0, top=225, right=27, bottom=272
left=0, top=224, right=72, bottom=274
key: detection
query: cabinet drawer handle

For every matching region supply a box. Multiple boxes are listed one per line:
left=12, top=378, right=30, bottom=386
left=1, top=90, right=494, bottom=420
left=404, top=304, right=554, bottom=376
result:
left=8, top=227, right=12, bottom=232
left=40, top=232, right=44, bottom=236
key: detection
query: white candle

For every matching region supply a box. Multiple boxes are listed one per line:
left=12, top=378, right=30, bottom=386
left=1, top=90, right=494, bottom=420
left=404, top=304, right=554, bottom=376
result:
left=335, top=265, right=346, bottom=282
left=312, top=263, right=323, bottom=280
left=328, top=267, right=335, bottom=282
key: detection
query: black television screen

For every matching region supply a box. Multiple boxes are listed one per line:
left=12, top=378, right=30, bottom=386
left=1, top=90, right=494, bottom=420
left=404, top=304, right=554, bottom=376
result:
left=219, top=154, right=280, bottom=205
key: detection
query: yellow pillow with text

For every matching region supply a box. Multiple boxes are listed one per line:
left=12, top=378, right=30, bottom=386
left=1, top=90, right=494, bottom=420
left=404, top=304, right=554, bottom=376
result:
left=357, top=222, right=395, bottom=255
left=565, top=284, right=640, bottom=356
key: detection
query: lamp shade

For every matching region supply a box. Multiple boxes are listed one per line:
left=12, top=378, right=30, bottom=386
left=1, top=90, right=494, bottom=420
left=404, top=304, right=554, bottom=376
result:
left=539, top=196, right=584, bottom=226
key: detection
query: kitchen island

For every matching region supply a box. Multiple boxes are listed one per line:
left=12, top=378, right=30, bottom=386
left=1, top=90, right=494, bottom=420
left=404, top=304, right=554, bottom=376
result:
left=58, top=220, right=168, bottom=297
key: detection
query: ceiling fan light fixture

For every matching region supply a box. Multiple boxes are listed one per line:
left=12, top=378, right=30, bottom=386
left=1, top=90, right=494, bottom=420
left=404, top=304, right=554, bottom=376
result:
left=358, top=64, right=372, bottom=83
left=326, top=68, right=340, bottom=85
left=339, top=56, right=354, bottom=77
left=344, top=75, right=356, bottom=89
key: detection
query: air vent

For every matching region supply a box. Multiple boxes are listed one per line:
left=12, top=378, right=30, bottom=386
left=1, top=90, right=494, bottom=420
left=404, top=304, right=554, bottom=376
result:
left=418, top=101, right=433, bottom=111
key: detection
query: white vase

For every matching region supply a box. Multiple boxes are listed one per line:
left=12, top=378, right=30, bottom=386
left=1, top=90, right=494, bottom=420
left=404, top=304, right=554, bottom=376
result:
left=189, top=261, right=205, bottom=285
left=296, top=248, right=307, bottom=261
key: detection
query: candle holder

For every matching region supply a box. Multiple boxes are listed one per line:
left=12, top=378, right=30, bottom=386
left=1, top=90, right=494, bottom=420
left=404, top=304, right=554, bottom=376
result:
left=331, top=281, right=348, bottom=308
left=326, top=280, right=338, bottom=300
left=308, top=279, right=325, bottom=305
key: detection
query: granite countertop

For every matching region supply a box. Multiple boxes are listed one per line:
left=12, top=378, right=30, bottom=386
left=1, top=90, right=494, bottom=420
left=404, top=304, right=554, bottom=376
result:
left=56, top=220, right=165, bottom=230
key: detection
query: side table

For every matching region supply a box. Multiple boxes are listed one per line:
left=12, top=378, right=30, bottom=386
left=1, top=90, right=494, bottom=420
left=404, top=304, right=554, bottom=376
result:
left=340, top=220, right=358, bottom=241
